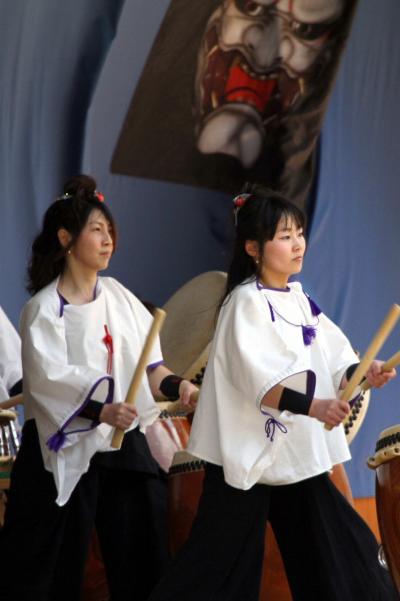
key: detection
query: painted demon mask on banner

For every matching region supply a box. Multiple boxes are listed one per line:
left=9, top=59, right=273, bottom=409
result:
left=195, top=0, right=344, bottom=168
left=112, top=0, right=358, bottom=208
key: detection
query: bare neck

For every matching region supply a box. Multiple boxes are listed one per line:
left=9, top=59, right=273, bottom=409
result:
left=58, top=266, right=98, bottom=305
left=258, top=270, right=289, bottom=290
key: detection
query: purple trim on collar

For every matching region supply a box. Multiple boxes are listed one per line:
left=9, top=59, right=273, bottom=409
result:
left=57, top=292, right=67, bottom=317
left=263, top=292, right=319, bottom=346
left=57, top=283, right=98, bottom=317
left=46, top=375, right=114, bottom=452
left=147, top=359, right=164, bottom=370
left=256, top=279, right=290, bottom=292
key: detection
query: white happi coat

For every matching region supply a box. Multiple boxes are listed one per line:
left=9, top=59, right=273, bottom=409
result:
left=21, top=277, right=162, bottom=506
left=0, top=306, right=22, bottom=401
left=188, top=279, right=358, bottom=490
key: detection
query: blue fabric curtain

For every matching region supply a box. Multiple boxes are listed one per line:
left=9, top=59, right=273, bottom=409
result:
left=301, top=0, right=400, bottom=495
left=0, top=0, right=124, bottom=324
left=82, top=0, right=232, bottom=307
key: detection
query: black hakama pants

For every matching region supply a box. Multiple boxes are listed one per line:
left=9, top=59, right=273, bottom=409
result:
left=0, top=419, right=169, bottom=601
left=148, top=464, right=398, bottom=601
left=269, top=473, right=398, bottom=601
left=149, top=462, right=270, bottom=601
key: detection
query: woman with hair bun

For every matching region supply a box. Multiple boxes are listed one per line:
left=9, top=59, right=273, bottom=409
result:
left=0, top=175, right=197, bottom=601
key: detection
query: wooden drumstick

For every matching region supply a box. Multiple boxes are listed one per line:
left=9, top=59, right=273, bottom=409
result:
left=111, top=308, right=167, bottom=449
left=360, top=350, right=400, bottom=392
left=325, top=304, right=400, bottom=431
left=0, top=393, right=23, bottom=411
left=156, top=390, right=199, bottom=414
left=342, top=350, right=400, bottom=438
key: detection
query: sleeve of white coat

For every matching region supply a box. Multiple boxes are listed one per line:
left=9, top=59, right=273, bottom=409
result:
left=20, top=298, right=114, bottom=452
left=0, top=306, right=22, bottom=400
left=114, top=282, right=164, bottom=368
left=318, top=313, right=359, bottom=393
left=214, top=289, right=316, bottom=408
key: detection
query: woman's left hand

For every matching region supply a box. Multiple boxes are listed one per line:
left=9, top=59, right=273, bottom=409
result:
left=366, top=360, right=397, bottom=388
left=178, top=380, right=199, bottom=410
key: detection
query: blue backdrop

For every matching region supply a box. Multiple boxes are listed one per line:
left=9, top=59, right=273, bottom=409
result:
left=1, top=0, right=399, bottom=496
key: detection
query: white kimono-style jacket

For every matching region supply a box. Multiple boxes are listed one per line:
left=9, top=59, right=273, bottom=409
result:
left=188, top=279, right=358, bottom=490
left=21, top=277, right=162, bottom=506
left=0, top=306, right=22, bottom=401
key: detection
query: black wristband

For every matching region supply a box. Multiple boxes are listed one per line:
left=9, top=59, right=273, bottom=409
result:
left=78, top=400, right=103, bottom=424
left=279, top=387, right=313, bottom=416
left=159, top=375, right=183, bottom=400
left=9, top=378, right=23, bottom=397
left=345, top=363, right=360, bottom=381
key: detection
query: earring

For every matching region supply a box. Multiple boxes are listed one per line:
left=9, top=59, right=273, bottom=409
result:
left=255, top=258, right=259, bottom=265
left=67, top=250, right=71, bottom=255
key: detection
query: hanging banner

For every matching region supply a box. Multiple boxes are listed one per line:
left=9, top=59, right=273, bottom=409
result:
left=112, top=0, right=358, bottom=207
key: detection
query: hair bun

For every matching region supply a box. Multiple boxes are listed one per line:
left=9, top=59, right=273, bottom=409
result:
left=63, top=174, right=97, bottom=199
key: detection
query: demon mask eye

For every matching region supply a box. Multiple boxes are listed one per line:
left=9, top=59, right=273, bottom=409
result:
left=289, top=19, right=332, bottom=41
left=234, top=0, right=271, bottom=18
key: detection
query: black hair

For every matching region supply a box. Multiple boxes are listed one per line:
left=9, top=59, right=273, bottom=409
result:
left=223, top=184, right=306, bottom=303
left=27, top=174, right=117, bottom=295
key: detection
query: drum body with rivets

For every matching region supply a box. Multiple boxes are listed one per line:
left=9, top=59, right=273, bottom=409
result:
left=369, top=424, right=400, bottom=593
left=0, top=409, right=19, bottom=491
left=0, top=409, right=19, bottom=528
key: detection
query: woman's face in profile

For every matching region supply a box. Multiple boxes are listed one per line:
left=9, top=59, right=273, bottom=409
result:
left=69, top=209, right=114, bottom=274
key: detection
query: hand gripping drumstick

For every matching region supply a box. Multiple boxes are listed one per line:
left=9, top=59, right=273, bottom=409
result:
left=0, top=390, right=202, bottom=417
left=0, top=310, right=169, bottom=435
left=325, top=304, right=400, bottom=431
left=359, top=350, right=400, bottom=392
left=156, top=390, right=200, bottom=414
left=341, top=350, right=400, bottom=435
left=111, top=308, right=166, bottom=449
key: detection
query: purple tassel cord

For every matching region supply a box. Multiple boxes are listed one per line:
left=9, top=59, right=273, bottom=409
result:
left=262, top=411, right=288, bottom=442
left=302, top=324, right=317, bottom=346
left=307, top=296, right=322, bottom=317
left=46, top=430, right=67, bottom=452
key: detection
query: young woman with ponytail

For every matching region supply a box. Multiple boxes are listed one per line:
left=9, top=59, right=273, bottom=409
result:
left=0, top=175, right=197, bottom=601
left=148, top=185, right=397, bottom=601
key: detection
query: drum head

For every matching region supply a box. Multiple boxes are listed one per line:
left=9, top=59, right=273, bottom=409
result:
left=0, top=409, right=17, bottom=422
left=161, top=271, right=227, bottom=377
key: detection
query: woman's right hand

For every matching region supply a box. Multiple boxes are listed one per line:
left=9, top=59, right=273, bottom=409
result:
left=99, top=403, right=138, bottom=430
left=309, top=397, right=350, bottom=427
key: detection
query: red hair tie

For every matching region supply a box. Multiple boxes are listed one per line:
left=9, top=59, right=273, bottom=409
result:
left=232, top=193, right=251, bottom=225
